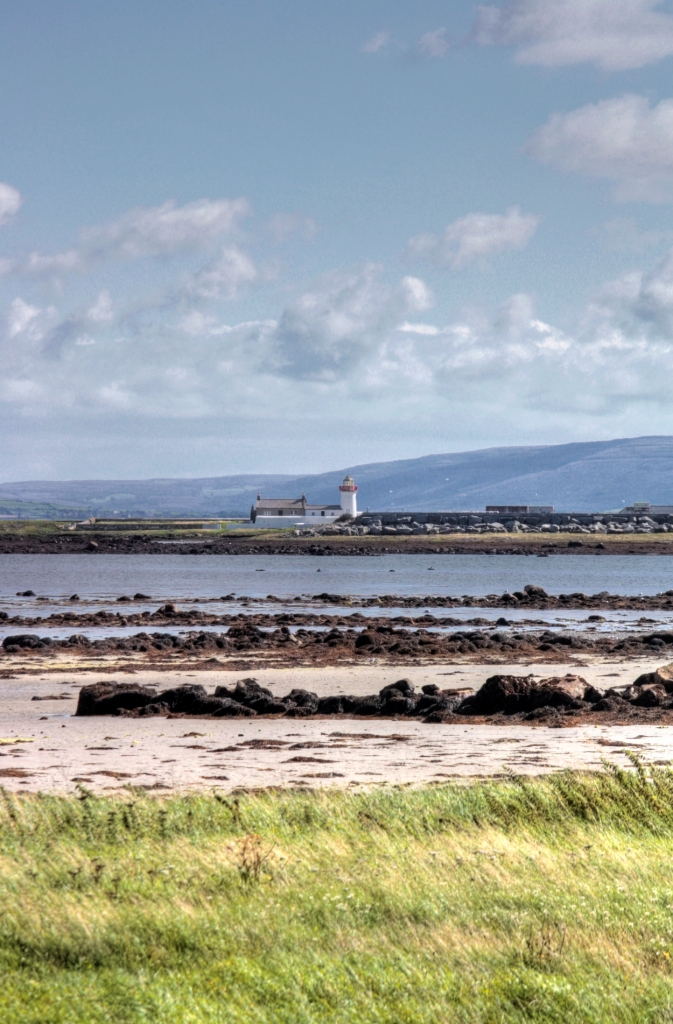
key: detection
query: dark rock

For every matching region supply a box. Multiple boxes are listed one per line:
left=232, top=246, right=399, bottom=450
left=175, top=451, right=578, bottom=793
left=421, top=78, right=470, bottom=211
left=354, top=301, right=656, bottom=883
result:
left=592, top=696, right=628, bottom=712
left=605, top=685, right=638, bottom=701
left=317, top=695, right=345, bottom=714
left=381, top=694, right=417, bottom=716
left=232, top=678, right=274, bottom=706
left=246, top=697, right=287, bottom=714
left=524, top=584, right=548, bottom=598
left=416, top=695, right=463, bottom=716
left=134, top=593, right=151, bottom=600
left=69, top=594, right=79, bottom=601
left=632, top=663, right=673, bottom=692
left=457, top=674, right=590, bottom=716
left=415, top=694, right=446, bottom=714
left=2, top=634, right=42, bottom=649
left=422, top=684, right=440, bottom=696
left=190, top=695, right=238, bottom=715
left=213, top=683, right=237, bottom=700
left=380, top=678, right=415, bottom=697
left=355, top=633, right=375, bottom=648
left=525, top=706, right=561, bottom=721
left=281, top=688, right=319, bottom=711
left=343, top=695, right=382, bottom=716
left=631, top=684, right=667, bottom=707
left=16, top=590, right=35, bottom=597
left=157, top=684, right=208, bottom=714
left=211, top=699, right=256, bottom=717
left=118, top=702, right=169, bottom=718
left=423, top=709, right=459, bottom=723
left=76, top=681, right=156, bottom=716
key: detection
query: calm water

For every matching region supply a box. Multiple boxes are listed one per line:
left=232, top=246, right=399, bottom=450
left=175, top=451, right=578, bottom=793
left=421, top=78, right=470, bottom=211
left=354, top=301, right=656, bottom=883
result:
left=0, top=553, right=672, bottom=605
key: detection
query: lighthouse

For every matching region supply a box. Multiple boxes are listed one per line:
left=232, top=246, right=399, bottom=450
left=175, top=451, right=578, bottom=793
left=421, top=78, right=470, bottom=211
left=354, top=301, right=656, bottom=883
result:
left=339, top=475, right=358, bottom=517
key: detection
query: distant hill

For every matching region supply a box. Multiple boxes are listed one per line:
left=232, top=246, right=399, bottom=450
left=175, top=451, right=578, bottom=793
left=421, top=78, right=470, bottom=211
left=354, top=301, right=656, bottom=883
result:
left=2, top=435, right=673, bottom=517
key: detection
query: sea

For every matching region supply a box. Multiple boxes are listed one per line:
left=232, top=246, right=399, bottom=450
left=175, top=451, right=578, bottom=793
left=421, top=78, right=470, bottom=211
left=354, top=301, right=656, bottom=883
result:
left=1, top=553, right=673, bottom=641
left=0, top=553, right=671, bottom=604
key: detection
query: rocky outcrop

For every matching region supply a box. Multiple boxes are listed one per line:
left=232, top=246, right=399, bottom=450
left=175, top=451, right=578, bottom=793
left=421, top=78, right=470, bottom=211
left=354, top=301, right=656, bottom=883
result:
left=456, top=674, right=592, bottom=716
left=454, top=665, right=673, bottom=719
left=631, top=662, right=673, bottom=691
left=75, top=676, right=468, bottom=720
left=75, top=664, right=673, bottom=722
left=76, top=681, right=158, bottom=716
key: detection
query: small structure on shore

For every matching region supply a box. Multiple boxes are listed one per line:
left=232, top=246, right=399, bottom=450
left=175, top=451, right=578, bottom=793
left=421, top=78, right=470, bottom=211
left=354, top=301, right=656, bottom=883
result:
left=251, top=475, right=358, bottom=527
left=485, top=504, right=555, bottom=514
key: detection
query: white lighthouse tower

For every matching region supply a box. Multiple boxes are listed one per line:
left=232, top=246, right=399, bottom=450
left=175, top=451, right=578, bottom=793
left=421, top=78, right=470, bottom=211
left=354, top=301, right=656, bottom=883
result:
left=339, top=475, right=358, bottom=517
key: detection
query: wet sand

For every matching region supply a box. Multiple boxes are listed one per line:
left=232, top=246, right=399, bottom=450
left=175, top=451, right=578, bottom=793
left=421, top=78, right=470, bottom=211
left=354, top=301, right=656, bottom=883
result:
left=1, top=657, right=669, bottom=795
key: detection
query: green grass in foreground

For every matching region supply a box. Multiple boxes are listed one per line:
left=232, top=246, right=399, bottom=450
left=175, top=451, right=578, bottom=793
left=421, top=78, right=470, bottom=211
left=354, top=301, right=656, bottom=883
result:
left=5, top=765, right=673, bottom=1022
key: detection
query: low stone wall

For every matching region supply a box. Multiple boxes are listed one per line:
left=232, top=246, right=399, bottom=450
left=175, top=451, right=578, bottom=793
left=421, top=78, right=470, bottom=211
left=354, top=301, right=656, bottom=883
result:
left=305, top=510, right=673, bottom=537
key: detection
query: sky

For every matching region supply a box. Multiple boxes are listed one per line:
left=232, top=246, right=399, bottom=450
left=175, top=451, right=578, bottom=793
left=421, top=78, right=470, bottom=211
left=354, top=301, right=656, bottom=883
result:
left=4, top=1, right=673, bottom=480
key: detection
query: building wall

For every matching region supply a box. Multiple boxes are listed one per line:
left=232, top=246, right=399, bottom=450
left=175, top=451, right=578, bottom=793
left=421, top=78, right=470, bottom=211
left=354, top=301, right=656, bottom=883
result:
left=253, top=510, right=342, bottom=528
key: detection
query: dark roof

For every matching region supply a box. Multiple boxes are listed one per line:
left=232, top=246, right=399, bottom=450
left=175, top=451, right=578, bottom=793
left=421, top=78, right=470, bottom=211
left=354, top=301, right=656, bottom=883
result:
left=255, top=497, right=341, bottom=512
left=255, top=498, right=304, bottom=510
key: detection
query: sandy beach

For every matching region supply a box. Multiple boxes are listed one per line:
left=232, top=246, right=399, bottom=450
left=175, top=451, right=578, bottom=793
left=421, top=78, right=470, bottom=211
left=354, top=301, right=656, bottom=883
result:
left=0, top=656, right=668, bottom=794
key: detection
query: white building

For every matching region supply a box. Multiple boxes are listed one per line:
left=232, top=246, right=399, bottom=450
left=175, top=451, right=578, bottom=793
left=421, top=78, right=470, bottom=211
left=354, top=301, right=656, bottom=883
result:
left=251, top=475, right=358, bottom=527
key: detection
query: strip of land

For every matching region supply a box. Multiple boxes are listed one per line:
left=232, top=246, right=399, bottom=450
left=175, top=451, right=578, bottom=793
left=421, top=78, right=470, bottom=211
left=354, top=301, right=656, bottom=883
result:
left=4, top=520, right=673, bottom=553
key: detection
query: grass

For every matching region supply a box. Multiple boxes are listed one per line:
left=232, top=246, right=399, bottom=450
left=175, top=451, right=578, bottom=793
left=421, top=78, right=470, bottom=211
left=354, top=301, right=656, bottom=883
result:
left=4, top=766, right=673, bottom=1021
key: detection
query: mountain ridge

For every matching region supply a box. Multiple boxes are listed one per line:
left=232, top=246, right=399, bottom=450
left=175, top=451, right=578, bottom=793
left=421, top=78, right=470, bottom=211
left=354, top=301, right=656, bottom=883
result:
left=2, top=435, right=673, bottom=517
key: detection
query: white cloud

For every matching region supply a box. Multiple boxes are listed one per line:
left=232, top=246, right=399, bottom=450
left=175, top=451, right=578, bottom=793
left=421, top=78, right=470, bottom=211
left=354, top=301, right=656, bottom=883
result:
left=82, top=197, right=250, bottom=261
left=0, top=250, right=81, bottom=279
left=362, top=31, right=390, bottom=53
left=397, top=322, right=440, bottom=336
left=588, top=246, right=673, bottom=336
left=8, top=298, right=40, bottom=338
left=474, top=0, right=673, bottom=70
left=87, top=291, right=114, bottom=323
left=9, top=246, right=673, bottom=468
left=270, top=265, right=434, bottom=380
left=417, top=28, right=450, bottom=58
left=0, top=183, right=22, bottom=226
left=184, top=246, right=257, bottom=300
left=409, top=206, right=539, bottom=268
left=400, top=276, right=434, bottom=311
left=0, top=196, right=250, bottom=280
left=527, top=94, right=673, bottom=202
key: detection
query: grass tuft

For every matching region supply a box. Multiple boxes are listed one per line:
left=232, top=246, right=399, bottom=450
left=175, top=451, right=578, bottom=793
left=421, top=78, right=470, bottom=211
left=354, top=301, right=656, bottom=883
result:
left=4, top=768, right=673, bottom=1021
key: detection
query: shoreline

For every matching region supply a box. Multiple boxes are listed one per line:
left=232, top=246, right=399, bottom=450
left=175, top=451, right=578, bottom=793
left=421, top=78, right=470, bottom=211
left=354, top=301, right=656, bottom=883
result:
left=4, top=529, right=673, bottom=555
